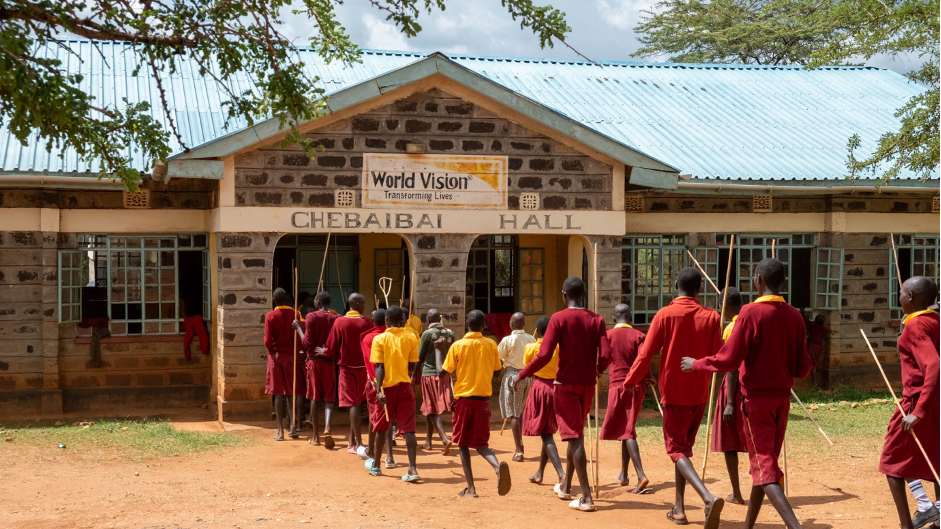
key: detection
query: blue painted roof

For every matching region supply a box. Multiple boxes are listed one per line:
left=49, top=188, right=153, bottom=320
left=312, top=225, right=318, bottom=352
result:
left=0, top=40, right=932, bottom=181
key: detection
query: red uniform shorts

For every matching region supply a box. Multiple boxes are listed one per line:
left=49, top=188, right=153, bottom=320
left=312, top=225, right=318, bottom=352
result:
left=306, top=357, right=336, bottom=402
left=662, top=402, right=707, bottom=462
left=880, top=394, right=940, bottom=480
left=601, top=383, right=644, bottom=441
left=741, top=394, right=789, bottom=485
left=554, top=383, right=595, bottom=440
left=338, top=366, right=367, bottom=408
left=366, top=382, right=389, bottom=432
left=711, top=376, right=746, bottom=453
left=420, top=374, right=453, bottom=416
left=265, top=353, right=302, bottom=396
left=522, top=377, right=557, bottom=436
left=452, top=398, right=492, bottom=449
left=381, top=382, right=417, bottom=434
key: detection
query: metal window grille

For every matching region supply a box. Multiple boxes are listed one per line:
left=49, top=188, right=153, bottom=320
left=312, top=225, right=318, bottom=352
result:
left=519, top=248, right=545, bottom=314
left=520, top=193, right=539, bottom=210
left=467, top=235, right=518, bottom=313
left=335, top=190, right=355, bottom=208
left=709, top=234, right=816, bottom=304
left=58, top=234, right=210, bottom=335
left=625, top=194, right=644, bottom=212
left=890, top=234, right=940, bottom=319
left=752, top=195, right=772, bottom=212
left=123, top=189, right=150, bottom=208
left=814, top=247, right=844, bottom=309
left=621, top=235, right=687, bottom=325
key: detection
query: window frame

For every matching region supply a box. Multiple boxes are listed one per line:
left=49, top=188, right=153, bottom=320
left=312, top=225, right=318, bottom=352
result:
left=519, top=247, right=545, bottom=315
left=889, top=233, right=940, bottom=318
left=59, top=234, right=210, bottom=336
left=621, top=234, right=687, bottom=325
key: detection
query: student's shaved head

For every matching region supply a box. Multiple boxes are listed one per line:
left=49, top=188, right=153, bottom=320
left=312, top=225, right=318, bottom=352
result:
left=403, top=298, right=411, bottom=312
left=676, top=267, right=702, bottom=294
left=509, top=312, right=526, bottom=330
left=755, top=258, right=786, bottom=290
left=273, top=288, right=290, bottom=306
left=426, top=308, right=441, bottom=323
left=466, top=309, right=486, bottom=331
left=562, top=276, right=585, bottom=299
left=386, top=306, right=406, bottom=327
left=348, top=293, right=365, bottom=312
left=901, top=276, right=939, bottom=313
left=613, top=303, right=632, bottom=323
left=722, top=287, right=743, bottom=311
left=535, top=316, right=551, bottom=337
left=314, top=291, right=331, bottom=308
left=371, top=308, right=386, bottom=327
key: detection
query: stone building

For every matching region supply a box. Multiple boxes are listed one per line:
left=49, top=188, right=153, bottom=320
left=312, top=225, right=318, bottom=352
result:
left=0, top=42, right=937, bottom=420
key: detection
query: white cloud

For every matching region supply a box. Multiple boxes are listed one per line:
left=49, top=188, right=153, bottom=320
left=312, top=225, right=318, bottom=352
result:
left=361, top=13, right=413, bottom=51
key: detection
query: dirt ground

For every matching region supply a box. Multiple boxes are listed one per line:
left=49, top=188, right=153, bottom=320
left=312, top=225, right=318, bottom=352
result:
left=0, top=408, right=921, bottom=529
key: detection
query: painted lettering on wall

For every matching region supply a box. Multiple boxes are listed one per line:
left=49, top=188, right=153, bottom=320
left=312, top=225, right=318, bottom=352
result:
left=290, top=211, right=588, bottom=232
left=497, top=214, right=582, bottom=231
left=363, top=153, right=507, bottom=209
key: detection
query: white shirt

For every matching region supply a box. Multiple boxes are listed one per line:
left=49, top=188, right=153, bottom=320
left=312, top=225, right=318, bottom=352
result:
left=498, top=329, right=536, bottom=370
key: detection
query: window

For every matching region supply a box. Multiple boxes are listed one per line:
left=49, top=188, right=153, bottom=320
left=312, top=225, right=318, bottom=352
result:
left=890, top=234, right=940, bottom=317
left=815, top=247, right=844, bottom=310
left=467, top=235, right=518, bottom=313
left=519, top=248, right=545, bottom=314
left=621, top=235, right=686, bottom=324
left=58, top=234, right=210, bottom=336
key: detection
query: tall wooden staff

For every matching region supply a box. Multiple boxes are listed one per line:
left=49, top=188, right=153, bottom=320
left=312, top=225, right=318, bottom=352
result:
left=771, top=239, right=789, bottom=494
left=890, top=233, right=903, bottom=290
left=860, top=329, right=939, bottom=481
left=593, top=243, right=601, bottom=492
left=700, top=235, right=734, bottom=479
left=334, top=243, right=345, bottom=302
left=317, top=231, right=332, bottom=292
left=291, top=262, right=299, bottom=432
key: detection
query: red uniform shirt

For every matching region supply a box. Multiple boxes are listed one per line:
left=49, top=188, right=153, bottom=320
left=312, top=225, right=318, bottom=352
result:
left=324, top=311, right=374, bottom=367
left=264, top=307, right=301, bottom=355
left=360, top=325, right=387, bottom=380
left=302, top=310, right=340, bottom=354
left=898, top=312, right=940, bottom=419
left=692, top=296, right=811, bottom=398
left=519, top=307, right=610, bottom=386
left=805, top=318, right=827, bottom=348
left=624, top=296, right=721, bottom=405
left=598, top=325, right=647, bottom=385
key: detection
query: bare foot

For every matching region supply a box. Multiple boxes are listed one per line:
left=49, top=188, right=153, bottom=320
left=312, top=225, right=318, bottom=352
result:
left=528, top=473, right=543, bottom=484
left=632, top=478, right=650, bottom=494
left=457, top=487, right=478, bottom=498
left=512, top=452, right=524, bottom=462
left=422, top=441, right=432, bottom=450
left=309, top=435, right=320, bottom=446
left=441, top=441, right=452, bottom=456
left=617, top=472, right=629, bottom=487
left=273, top=433, right=285, bottom=441
left=726, top=493, right=746, bottom=505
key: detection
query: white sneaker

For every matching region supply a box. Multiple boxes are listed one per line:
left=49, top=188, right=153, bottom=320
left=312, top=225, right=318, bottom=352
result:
left=356, top=445, right=369, bottom=459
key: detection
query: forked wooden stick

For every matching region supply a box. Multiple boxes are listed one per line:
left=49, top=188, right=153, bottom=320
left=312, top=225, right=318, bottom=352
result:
left=379, top=277, right=392, bottom=308
left=860, top=329, right=939, bottom=482
left=701, top=236, right=734, bottom=479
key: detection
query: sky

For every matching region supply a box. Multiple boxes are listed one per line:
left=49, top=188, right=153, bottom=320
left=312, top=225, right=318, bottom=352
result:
left=278, top=0, right=923, bottom=76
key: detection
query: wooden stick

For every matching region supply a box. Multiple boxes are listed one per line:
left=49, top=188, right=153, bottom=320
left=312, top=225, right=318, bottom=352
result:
left=648, top=382, right=664, bottom=416
left=377, top=385, right=390, bottom=422
left=771, top=238, right=776, bottom=259
left=291, top=263, right=299, bottom=432
left=334, top=243, right=345, bottom=301
left=410, top=269, right=417, bottom=322
left=592, top=242, right=600, bottom=492
left=790, top=389, right=834, bottom=446
left=317, top=231, right=332, bottom=292
left=686, top=249, right=721, bottom=294
left=586, top=411, right=594, bottom=489
left=860, top=329, right=940, bottom=482
left=399, top=274, right=406, bottom=306
left=499, top=417, right=508, bottom=436
left=379, top=277, right=392, bottom=308
left=890, top=233, right=903, bottom=289
left=701, top=235, right=734, bottom=479
left=783, top=437, right=789, bottom=495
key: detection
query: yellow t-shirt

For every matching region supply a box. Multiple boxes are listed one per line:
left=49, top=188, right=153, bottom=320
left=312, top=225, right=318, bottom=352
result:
left=406, top=314, right=423, bottom=339
left=442, top=332, right=502, bottom=398
left=370, top=327, right=419, bottom=388
left=722, top=315, right=739, bottom=342
left=523, top=338, right=559, bottom=380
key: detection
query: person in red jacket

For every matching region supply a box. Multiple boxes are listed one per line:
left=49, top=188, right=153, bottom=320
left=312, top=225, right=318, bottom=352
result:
left=292, top=291, right=339, bottom=449
left=516, top=276, right=610, bottom=512
left=880, top=276, right=940, bottom=529
left=264, top=288, right=302, bottom=441
left=682, top=258, right=811, bottom=529
left=598, top=303, right=651, bottom=494
left=624, top=267, right=723, bottom=528
left=321, top=293, right=373, bottom=454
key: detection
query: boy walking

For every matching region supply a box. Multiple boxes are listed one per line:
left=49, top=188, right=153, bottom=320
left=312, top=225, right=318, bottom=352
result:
left=517, top=277, right=610, bottom=512
left=293, top=291, right=339, bottom=448
left=521, top=316, right=564, bottom=486
left=443, top=309, right=511, bottom=498
left=264, top=288, right=303, bottom=441
left=367, top=306, right=421, bottom=481
left=322, top=293, right=373, bottom=453
left=713, top=287, right=747, bottom=505
left=417, top=308, right=455, bottom=454
left=360, top=309, right=397, bottom=467
left=682, top=258, right=812, bottom=529
left=624, top=267, right=724, bottom=527
left=498, top=312, right=536, bottom=462
left=598, top=304, right=650, bottom=494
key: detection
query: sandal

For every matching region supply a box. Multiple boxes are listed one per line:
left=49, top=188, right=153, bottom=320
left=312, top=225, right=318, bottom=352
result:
left=666, top=508, right=689, bottom=526
left=322, top=434, right=335, bottom=450
left=616, top=473, right=629, bottom=487
left=441, top=441, right=452, bottom=456
left=703, top=497, right=725, bottom=529
left=497, top=462, right=512, bottom=496
left=568, top=498, right=597, bottom=512
left=385, top=461, right=399, bottom=469
left=401, top=474, right=421, bottom=483
left=364, top=459, right=381, bottom=477
left=631, top=478, right=650, bottom=494
left=554, top=483, right=574, bottom=500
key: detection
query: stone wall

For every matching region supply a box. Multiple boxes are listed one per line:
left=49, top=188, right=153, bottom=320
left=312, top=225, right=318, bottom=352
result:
left=234, top=89, right=613, bottom=211
left=0, top=178, right=215, bottom=209
left=626, top=191, right=936, bottom=214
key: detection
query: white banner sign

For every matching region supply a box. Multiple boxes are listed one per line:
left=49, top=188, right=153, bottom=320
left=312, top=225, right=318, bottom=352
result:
left=362, top=153, right=507, bottom=209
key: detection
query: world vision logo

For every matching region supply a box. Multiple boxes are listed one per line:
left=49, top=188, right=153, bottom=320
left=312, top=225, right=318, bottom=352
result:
left=362, top=153, right=507, bottom=209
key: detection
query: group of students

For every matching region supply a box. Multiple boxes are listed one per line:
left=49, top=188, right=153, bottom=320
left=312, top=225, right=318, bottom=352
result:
left=261, top=258, right=939, bottom=529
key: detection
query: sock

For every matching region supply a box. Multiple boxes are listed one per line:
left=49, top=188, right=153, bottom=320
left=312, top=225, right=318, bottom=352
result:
left=908, top=479, right=933, bottom=513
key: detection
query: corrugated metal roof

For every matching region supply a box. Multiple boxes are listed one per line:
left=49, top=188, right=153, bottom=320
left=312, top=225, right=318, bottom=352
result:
left=0, top=40, right=932, bottom=181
